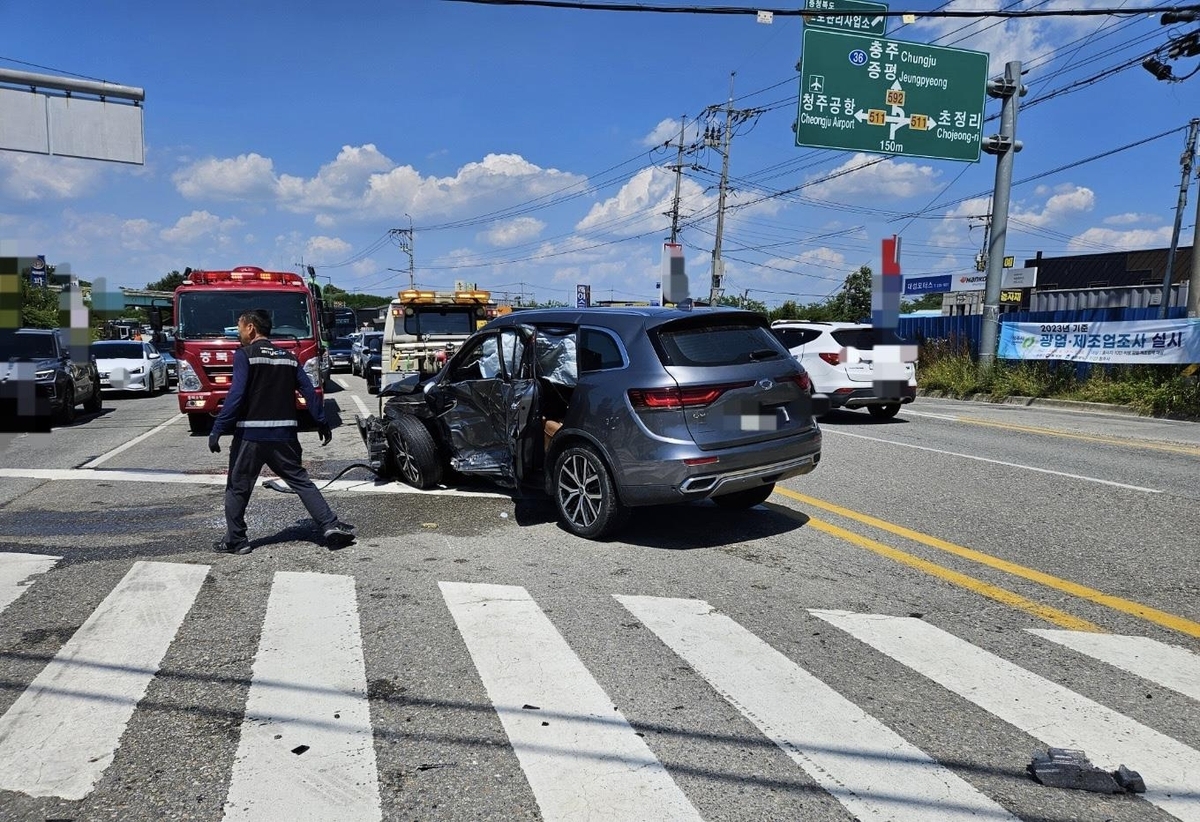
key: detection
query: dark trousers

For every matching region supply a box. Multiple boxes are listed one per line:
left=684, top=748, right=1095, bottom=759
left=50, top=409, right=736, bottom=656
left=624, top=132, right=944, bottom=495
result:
left=224, top=436, right=337, bottom=544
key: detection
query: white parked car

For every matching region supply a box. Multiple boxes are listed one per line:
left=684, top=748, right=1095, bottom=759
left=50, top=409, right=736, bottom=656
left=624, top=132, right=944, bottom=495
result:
left=91, top=340, right=170, bottom=394
left=770, top=321, right=916, bottom=420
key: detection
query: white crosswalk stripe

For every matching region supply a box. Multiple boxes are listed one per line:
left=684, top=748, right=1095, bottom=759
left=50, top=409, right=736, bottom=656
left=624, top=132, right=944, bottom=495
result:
left=224, top=571, right=381, bottom=821
left=440, top=581, right=702, bottom=821
left=617, top=595, right=1015, bottom=822
left=0, top=560, right=208, bottom=799
left=2, top=562, right=1200, bottom=821
left=0, top=552, right=60, bottom=615
left=1028, top=628, right=1200, bottom=702
left=813, top=609, right=1200, bottom=822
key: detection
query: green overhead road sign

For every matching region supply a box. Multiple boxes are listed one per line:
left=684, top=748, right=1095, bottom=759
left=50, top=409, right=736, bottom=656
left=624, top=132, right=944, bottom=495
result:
left=796, top=28, right=989, bottom=162
left=804, top=0, right=889, bottom=37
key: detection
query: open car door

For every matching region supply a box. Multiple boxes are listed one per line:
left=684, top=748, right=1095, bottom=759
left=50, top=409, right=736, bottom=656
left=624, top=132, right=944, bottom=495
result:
left=436, top=325, right=539, bottom=487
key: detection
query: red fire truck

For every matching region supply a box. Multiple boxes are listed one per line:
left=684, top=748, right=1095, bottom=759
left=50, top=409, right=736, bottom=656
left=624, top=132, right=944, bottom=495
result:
left=172, top=266, right=326, bottom=435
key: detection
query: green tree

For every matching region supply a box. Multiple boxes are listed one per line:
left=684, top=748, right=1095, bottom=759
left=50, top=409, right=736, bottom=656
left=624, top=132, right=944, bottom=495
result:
left=20, top=280, right=61, bottom=328
left=146, top=270, right=187, bottom=291
left=826, top=265, right=873, bottom=322
left=901, top=292, right=944, bottom=313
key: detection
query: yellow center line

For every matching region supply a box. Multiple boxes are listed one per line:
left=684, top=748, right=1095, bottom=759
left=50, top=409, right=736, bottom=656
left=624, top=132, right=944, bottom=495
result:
left=804, top=517, right=1103, bottom=632
left=949, top=416, right=1200, bottom=457
left=776, top=487, right=1200, bottom=639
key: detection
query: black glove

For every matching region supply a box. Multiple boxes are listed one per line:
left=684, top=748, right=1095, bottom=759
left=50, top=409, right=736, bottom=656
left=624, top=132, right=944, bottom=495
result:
left=317, top=423, right=332, bottom=446
left=208, top=434, right=221, bottom=453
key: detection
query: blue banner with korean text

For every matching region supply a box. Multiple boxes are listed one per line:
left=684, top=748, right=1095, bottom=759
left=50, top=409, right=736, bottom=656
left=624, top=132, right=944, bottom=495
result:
left=998, top=318, right=1200, bottom=363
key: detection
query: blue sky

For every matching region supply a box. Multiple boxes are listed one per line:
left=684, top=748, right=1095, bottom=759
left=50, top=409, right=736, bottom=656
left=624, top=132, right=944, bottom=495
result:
left=2, top=0, right=1197, bottom=309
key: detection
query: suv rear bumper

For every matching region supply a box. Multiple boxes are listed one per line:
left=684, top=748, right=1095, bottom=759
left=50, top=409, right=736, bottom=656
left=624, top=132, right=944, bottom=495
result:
left=829, top=385, right=916, bottom=409
left=611, top=427, right=822, bottom=506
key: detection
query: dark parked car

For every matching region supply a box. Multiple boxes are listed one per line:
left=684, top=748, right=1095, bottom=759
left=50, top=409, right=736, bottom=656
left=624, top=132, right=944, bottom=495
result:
left=357, top=306, right=821, bottom=539
left=0, top=328, right=103, bottom=427
left=327, top=336, right=355, bottom=372
left=364, top=334, right=383, bottom=393
left=160, top=349, right=179, bottom=386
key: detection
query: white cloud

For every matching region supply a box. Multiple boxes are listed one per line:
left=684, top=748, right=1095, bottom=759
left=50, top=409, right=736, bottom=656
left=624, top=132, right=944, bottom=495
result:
left=905, top=0, right=1085, bottom=72
left=576, top=167, right=715, bottom=236
left=481, top=217, right=545, bottom=247
left=304, top=235, right=353, bottom=263
left=273, top=150, right=588, bottom=224
left=1011, top=184, right=1093, bottom=228
left=1069, top=226, right=1172, bottom=250
left=929, top=196, right=991, bottom=247
left=803, top=154, right=940, bottom=200
left=121, top=218, right=156, bottom=251
left=277, top=144, right=395, bottom=211
left=641, top=118, right=699, bottom=148
left=160, top=210, right=243, bottom=244
left=0, top=154, right=103, bottom=200
left=173, top=153, right=278, bottom=200
left=1103, top=212, right=1155, bottom=226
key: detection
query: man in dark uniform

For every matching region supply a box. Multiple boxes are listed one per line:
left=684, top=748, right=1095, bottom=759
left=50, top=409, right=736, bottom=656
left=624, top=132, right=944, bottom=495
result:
left=209, top=309, right=355, bottom=554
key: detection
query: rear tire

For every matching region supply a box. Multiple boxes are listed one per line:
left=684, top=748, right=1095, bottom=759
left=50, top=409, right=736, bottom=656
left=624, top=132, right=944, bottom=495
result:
left=55, top=386, right=76, bottom=425
left=712, top=483, right=775, bottom=509
left=553, top=444, right=629, bottom=540
left=385, top=413, right=443, bottom=489
left=867, top=403, right=901, bottom=420
left=84, top=380, right=103, bottom=413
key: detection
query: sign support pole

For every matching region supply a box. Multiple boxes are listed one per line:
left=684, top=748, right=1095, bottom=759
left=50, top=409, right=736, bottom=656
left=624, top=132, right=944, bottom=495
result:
left=978, top=61, right=1024, bottom=370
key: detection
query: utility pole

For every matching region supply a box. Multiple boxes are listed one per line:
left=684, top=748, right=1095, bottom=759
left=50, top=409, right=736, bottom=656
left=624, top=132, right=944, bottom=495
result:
left=666, top=116, right=687, bottom=244
left=1160, top=118, right=1198, bottom=318
left=1190, top=132, right=1200, bottom=318
left=978, top=61, right=1025, bottom=370
left=709, top=72, right=756, bottom=306
left=390, top=214, right=415, bottom=289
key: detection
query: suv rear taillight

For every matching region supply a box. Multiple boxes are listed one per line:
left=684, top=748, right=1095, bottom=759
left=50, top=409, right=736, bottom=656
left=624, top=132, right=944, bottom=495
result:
left=628, top=381, right=753, bottom=410
left=791, top=373, right=812, bottom=393
left=818, top=351, right=840, bottom=366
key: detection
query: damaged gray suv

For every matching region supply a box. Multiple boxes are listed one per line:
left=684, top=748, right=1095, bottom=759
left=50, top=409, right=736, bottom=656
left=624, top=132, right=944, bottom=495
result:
left=356, top=306, right=821, bottom=539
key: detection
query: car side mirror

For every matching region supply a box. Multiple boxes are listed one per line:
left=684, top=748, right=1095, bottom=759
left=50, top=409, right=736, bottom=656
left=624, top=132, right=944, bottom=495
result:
left=149, top=352, right=161, bottom=359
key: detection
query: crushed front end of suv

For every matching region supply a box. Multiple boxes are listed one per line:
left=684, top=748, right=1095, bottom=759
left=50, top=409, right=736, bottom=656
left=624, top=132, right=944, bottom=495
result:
left=357, top=306, right=821, bottom=539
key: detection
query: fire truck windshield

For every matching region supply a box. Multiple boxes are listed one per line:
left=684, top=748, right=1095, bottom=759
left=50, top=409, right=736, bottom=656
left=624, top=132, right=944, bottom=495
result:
left=404, top=308, right=476, bottom=336
left=177, top=292, right=315, bottom=340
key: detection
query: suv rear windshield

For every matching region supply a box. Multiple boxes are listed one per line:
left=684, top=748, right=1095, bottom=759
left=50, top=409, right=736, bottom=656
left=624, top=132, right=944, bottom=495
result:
left=654, top=319, right=784, bottom=367
left=830, top=328, right=905, bottom=349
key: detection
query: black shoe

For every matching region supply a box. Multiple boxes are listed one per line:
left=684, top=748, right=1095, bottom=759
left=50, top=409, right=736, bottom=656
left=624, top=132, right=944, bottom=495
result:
left=212, top=539, right=252, bottom=555
left=323, top=521, right=356, bottom=549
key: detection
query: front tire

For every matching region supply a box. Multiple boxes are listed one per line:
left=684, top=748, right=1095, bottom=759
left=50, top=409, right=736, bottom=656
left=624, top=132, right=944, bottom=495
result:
left=188, top=413, right=213, bottom=435
left=867, top=403, right=901, bottom=420
left=553, top=444, right=629, bottom=540
left=712, top=483, right=775, bottom=509
left=385, top=413, right=443, bottom=489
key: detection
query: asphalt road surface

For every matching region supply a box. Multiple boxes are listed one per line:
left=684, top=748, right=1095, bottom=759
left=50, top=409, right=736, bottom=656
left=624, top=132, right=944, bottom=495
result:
left=0, top=377, right=1198, bottom=822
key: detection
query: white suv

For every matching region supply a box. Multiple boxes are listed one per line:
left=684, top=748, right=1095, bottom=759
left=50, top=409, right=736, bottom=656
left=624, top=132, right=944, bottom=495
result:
left=770, top=321, right=917, bottom=420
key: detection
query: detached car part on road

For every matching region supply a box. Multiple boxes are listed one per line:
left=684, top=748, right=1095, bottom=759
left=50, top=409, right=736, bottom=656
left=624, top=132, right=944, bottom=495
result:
left=357, top=306, right=822, bottom=539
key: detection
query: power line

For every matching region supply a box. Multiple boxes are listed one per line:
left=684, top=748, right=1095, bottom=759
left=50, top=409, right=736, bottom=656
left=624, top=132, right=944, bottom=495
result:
left=446, top=0, right=1200, bottom=18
